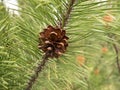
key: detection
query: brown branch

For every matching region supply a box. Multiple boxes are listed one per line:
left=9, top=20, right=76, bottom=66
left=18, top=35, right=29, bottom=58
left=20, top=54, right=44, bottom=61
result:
left=113, top=44, right=120, bottom=73
left=60, top=0, right=76, bottom=28
left=25, top=53, right=49, bottom=90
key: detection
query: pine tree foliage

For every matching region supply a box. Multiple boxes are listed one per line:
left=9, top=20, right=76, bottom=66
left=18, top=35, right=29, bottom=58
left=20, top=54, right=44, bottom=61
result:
left=0, top=0, right=120, bottom=90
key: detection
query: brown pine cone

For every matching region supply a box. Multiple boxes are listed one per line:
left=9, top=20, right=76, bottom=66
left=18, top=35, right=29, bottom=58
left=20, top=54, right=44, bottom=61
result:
left=38, top=25, right=69, bottom=58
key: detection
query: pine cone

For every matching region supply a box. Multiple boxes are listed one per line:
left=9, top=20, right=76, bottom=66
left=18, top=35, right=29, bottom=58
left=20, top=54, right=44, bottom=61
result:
left=38, top=25, right=69, bottom=58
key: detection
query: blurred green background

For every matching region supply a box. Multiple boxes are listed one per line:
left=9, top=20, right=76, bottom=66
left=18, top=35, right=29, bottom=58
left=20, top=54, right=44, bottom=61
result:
left=0, top=0, right=120, bottom=90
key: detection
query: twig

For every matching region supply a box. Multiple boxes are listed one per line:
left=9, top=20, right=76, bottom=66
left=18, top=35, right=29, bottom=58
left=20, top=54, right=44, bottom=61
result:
left=25, top=52, right=49, bottom=90
left=60, top=0, right=76, bottom=28
left=113, top=44, right=120, bottom=73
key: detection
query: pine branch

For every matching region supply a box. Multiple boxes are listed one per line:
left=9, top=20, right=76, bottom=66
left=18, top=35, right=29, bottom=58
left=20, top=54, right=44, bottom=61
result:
left=60, top=0, right=76, bottom=28
left=25, top=1, right=76, bottom=90
left=25, top=52, right=49, bottom=90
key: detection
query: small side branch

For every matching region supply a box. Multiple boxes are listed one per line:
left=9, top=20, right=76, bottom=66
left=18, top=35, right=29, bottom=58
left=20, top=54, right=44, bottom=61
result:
left=25, top=53, right=49, bottom=90
left=61, top=0, right=76, bottom=28
left=108, top=35, right=120, bottom=73
left=113, top=44, right=120, bottom=73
